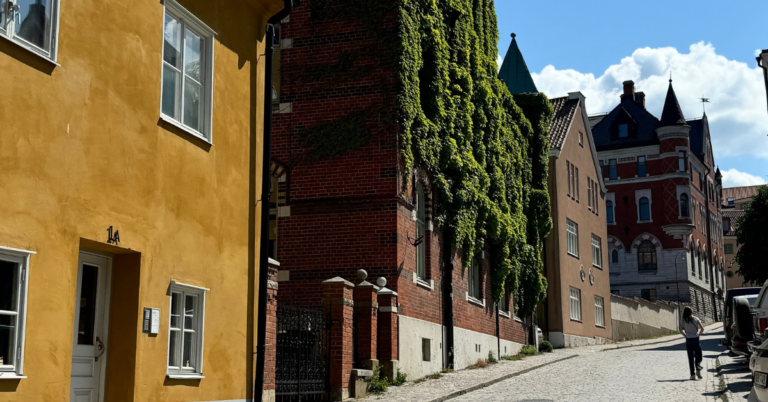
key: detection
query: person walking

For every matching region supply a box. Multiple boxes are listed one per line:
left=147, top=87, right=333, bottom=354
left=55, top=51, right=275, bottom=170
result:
left=680, top=306, right=705, bottom=380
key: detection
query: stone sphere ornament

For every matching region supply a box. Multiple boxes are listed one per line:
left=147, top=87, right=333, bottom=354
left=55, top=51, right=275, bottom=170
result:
left=377, top=277, right=387, bottom=288
left=357, top=269, right=368, bottom=282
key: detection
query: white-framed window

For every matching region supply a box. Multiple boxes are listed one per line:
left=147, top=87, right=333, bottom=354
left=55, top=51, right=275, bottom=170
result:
left=468, top=257, right=480, bottom=300
left=415, top=184, right=426, bottom=280
left=499, top=291, right=508, bottom=313
left=566, top=220, right=579, bottom=257
left=0, top=247, right=32, bottom=378
left=587, top=178, right=593, bottom=210
left=167, top=281, right=207, bottom=378
left=678, top=151, right=687, bottom=172
left=569, top=288, right=581, bottom=321
left=567, top=161, right=572, bottom=197
left=591, top=234, right=602, bottom=268
left=594, top=296, right=604, bottom=327
left=578, top=131, right=584, bottom=146
left=161, top=0, right=216, bottom=141
left=575, top=166, right=579, bottom=201
left=0, top=0, right=60, bottom=61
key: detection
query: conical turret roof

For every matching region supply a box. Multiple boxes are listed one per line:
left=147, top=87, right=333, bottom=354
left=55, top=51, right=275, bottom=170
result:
left=499, top=33, right=538, bottom=95
left=658, top=80, right=686, bottom=127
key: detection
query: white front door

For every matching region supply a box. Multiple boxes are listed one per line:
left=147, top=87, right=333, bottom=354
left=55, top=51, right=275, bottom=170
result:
left=69, top=253, right=111, bottom=402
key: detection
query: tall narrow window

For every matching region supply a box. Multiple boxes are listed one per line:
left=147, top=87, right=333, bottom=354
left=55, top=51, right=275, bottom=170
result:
left=499, top=291, right=508, bottom=313
left=570, top=288, right=581, bottom=321
left=566, top=220, right=579, bottom=257
left=415, top=184, right=426, bottom=280
left=678, top=151, right=687, bottom=172
left=575, top=167, right=580, bottom=201
left=167, top=282, right=206, bottom=377
left=680, top=193, right=689, bottom=217
left=566, top=161, right=572, bottom=196
left=587, top=179, right=593, bottom=210
left=0, top=0, right=59, bottom=60
left=591, top=235, right=602, bottom=268
left=578, top=132, right=584, bottom=146
left=594, top=296, right=605, bottom=327
left=0, top=249, right=30, bottom=377
left=639, top=197, right=650, bottom=221
left=637, top=156, right=646, bottom=177
left=468, top=257, right=480, bottom=300
left=619, top=124, right=628, bottom=138
left=692, top=248, right=697, bottom=276
left=606, top=201, right=614, bottom=223
left=611, top=249, right=619, bottom=264
left=161, top=1, right=215, bottom=140
left=609, top=159, right=617, bottom=180
left=637, top=240, right=657, bottom=271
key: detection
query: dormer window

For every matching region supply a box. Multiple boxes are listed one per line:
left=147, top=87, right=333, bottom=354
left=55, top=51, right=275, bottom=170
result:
left=619, top=124, right=628, bottom=138
left=727, top=198, right=735, bottom=207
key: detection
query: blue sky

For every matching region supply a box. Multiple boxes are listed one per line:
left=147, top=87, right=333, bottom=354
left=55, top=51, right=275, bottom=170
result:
left=495, top=0, right=768, bottom=187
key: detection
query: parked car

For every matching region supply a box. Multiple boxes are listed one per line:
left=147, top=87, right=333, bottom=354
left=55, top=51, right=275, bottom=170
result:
left=731, top=295, right=759, bottom=356
left=749, top=338, right=768, bottom=401
left=751, top=281, right=768, bottom=354
left=724, top=287, right=761, bottom=348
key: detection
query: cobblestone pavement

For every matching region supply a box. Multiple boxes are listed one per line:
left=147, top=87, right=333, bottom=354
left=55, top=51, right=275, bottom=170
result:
left=718, top=349, right=752, bottom=400
left=369, top=324, right=724, bottom=402
left=454, top=325, right=726, bottom=402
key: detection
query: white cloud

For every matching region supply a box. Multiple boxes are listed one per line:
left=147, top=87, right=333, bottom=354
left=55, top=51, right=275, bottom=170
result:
left=497, top=54, right=503, bottom=72
left=531, top=42, right=768, bottom=159
left=721, top=168, right=766, bottom=187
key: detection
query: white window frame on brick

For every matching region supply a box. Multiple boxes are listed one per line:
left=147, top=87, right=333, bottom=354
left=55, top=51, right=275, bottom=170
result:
left=0, top=246, right=33, bottom=379
left=566, top=220, right=579, bottom=257
left=635, top=189, right=652, bottom=223
left=591, top=234, right=602, bottom=269
left=594, top=296, right=604, bottom=327
left=415, top=183, right=427, bottom=281
left=0, top=0, right=60, bottom=62
left=160, top=0, right=216, bottom=142
left=167, top=281, right=207, bottom=378
left=468, top=257, right=481, bottom=301
left=569, top=288, right=581, bottom=322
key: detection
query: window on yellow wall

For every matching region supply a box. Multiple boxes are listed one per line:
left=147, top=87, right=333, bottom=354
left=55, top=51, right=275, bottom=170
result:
left=0, top=248, right=31, bottom=378
left=0, top=0, right=60, bottom=61
left=167, top=281, right=207, bottom=378
left=161, top=0, right=216, bottom=141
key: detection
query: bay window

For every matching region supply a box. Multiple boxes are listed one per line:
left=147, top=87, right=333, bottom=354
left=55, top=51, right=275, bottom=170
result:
left=161, top=0, right=215, bottom=141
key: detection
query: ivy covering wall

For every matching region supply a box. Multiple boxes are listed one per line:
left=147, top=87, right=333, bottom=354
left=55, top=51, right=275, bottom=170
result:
left=305, top=0, right=552, bottom=317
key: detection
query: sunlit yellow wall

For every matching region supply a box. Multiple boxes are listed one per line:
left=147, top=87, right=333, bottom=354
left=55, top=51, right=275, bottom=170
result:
left=0, top=0, right=283, bottom=400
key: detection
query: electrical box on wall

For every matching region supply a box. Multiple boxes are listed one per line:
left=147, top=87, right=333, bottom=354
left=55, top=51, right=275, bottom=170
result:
left=143, top=308, right=161, bottom=334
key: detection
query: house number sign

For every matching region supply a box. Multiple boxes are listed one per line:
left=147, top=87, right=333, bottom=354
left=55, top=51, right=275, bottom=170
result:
left=107, top=226, right=121, bottom=244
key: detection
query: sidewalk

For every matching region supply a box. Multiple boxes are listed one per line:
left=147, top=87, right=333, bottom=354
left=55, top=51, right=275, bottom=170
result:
left=367, top=323, right=722, bottom=402
left=717, top=349, right=753, bottom=401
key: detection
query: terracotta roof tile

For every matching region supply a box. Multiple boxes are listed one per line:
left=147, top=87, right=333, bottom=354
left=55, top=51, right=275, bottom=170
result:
left=548, top=96, right=579, bottom=150
left=723, top=185, right=764, bottom=202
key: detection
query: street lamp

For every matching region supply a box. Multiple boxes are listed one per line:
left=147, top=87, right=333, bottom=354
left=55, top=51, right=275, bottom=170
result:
left=663, top=223, right=696, bottom=322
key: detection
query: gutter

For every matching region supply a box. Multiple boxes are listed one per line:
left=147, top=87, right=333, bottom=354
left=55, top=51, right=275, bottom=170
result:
left=255, top=1, right=293, bottom=400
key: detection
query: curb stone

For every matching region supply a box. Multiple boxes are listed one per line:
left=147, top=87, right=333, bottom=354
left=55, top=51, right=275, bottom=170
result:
left=715, top=356, right=733, bottom=402
left=424, top=355, right=579, bottom=402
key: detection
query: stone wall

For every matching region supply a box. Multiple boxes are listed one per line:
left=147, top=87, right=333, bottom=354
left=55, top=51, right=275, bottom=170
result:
left=610, top=294, right=679, bottom=341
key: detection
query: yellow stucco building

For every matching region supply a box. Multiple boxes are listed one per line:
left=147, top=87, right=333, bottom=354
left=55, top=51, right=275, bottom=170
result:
left=0, top=0, right=284, bottom=400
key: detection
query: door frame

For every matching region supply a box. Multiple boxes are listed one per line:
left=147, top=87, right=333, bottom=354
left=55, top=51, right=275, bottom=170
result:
left=71, top=250, right=114, bottom=402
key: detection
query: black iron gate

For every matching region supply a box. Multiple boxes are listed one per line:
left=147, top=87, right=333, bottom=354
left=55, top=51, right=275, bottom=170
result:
left=275, top=305, right=329, bottom=402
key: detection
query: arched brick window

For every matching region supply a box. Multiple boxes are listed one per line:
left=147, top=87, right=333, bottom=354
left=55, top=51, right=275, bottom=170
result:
left=637, top=240, right=657, bottom=271
left=611, top=249, right=619, bottom=264
left=639, top=197, right=650, bottom=221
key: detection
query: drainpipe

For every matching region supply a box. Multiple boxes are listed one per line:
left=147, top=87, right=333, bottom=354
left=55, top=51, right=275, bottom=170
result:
left=443, top=229, right=454, bottom=369
left=703, top=165, right=718, bottom=321
left=255, top=1, right=293, bottom=401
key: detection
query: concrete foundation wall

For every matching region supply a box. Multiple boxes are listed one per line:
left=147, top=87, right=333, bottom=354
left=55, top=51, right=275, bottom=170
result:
left=398, top=315, right=444, bottom=380
left=610, top=294, right=679, bottom=341
left=454, top=326, right=523, bottom=368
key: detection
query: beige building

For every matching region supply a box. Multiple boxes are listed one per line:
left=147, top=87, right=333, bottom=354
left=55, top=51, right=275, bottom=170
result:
left=722, top=185, right=765, bottom=288
left=539, top=92, right=613, bottom=347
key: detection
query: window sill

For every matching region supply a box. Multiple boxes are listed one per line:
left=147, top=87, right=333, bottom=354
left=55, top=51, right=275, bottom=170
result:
left=160, top=115, right=212, bottom=145
left=638, top=270, right=658, bottom=274
left=570, top=319, right=582, bottom=323
left=596, top=325, right=606, bottom=329
left=499, top=310, right=511, bottom=318
left=467, top=295, right=485, bottom=308
left=593, top=265, right=602, bottom=270
left=637, top=220, right=652, bottom=224
left=0, top=35, right=60, bottom=66
left=416, top=278, right=434, bottom=291
left=567, top=253, right=579, bottom=259
left=0, top=373, right=26, bottom=380
left=167, top=374, right=205, bottom=380
left=514, top=316, right=523, bottom=323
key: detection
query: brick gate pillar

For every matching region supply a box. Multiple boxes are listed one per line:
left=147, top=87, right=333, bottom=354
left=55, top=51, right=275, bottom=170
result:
left=377, top=279, right=398, bottom=382
left=323, top=277, right=354, bottom=401
left=262, top=259, right=280, bottom=402
left=353, top=279, right=379, bottom=370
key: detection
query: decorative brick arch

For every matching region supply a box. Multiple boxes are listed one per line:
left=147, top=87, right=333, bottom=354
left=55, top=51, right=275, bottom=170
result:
left=607, top=235, right=627, bottom=253
left=631, top=233, right=662, bottom=251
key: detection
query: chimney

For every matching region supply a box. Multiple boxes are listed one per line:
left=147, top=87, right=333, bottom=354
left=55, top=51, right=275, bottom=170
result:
left=635, top=91, right=646, bottom=109
left=620, top=80, right=635, bottom=102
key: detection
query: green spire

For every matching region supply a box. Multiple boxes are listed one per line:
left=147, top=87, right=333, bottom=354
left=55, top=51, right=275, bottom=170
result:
left=498, top=33, right=538, bottom=95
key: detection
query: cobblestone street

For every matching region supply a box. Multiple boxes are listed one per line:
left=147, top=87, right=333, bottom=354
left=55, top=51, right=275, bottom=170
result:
left=454, top=327, right=726, bottom=402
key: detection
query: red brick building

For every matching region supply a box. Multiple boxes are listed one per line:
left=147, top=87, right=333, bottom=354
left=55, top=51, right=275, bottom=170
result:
left=591, top=80, right=726, bottom=321
left=268, top=0, right=528, bottom=386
